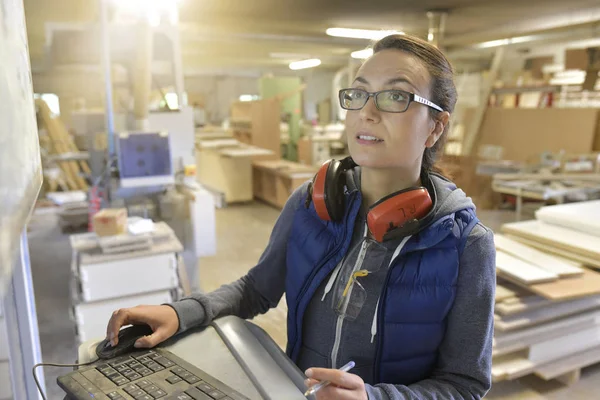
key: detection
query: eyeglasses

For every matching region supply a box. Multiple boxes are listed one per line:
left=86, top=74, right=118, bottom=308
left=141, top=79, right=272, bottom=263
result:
left=339, top=88, right=444, bottom=113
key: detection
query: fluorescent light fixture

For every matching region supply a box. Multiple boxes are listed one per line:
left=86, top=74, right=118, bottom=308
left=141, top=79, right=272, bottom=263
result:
left=351, top=48, right=373, bottom=59
left=239, top=94, right=259, bottom=102
left=326, top=27, right=404, bottom=40
left=289, top=58, right=321, bottom=70
left=475, top=35, right=536, bottom=49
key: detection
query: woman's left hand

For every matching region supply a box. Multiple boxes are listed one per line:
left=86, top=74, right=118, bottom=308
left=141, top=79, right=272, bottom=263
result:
left=304, top=367, right=368, bottom=400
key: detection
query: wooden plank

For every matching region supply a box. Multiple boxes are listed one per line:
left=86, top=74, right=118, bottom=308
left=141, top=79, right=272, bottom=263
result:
left=502, top=220, right=600, bottom=261
left=495, top=283, right=521, bottom=303
left=494, top=234, right=583, bottom=277
left=495, top=295, right=551, bottom=316
left=494, top=294, right=600, bottom=332
left=535, top=345, right=600, bottom=380
left=494, top=172, right=600, bottom=182
left=528, top=325, right=600, bottom=364
left=505, top=234, right=600, bottom=269
left=535, top=200, right=600, bottom=237
left=496, top=250, right=558, bottom=284
left=498, top=267, right=600, bottom=301
left=491, top=351, right=535, bottom=382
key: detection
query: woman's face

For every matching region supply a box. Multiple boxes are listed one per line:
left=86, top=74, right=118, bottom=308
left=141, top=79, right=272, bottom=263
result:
left=345, top=49, right=447, bottom=171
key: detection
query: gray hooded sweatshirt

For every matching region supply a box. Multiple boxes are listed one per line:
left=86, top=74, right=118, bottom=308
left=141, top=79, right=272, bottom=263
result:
left=168, top=170, right=496, bottom=400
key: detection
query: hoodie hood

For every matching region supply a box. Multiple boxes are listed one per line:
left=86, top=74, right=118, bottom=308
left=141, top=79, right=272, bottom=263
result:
left=346, top=167, right=475, bottom=223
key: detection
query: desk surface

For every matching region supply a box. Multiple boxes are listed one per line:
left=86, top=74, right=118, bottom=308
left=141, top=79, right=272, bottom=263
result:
left=77, top=317, right=307, bottom=400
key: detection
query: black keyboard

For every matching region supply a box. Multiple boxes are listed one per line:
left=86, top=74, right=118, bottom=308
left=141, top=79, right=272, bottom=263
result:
left=57, top=348, right=249, bottom=400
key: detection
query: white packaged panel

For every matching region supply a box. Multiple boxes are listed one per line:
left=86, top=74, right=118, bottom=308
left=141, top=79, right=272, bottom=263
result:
left=496, top=251, right=558, bottom=284
left=494, top=234, right=583, bottom=277
left=79, top=253, right=178, bottom=302
left=74, top=290, right=173, bottom=343
left=0, top=361, right=12, bottom=399
left=536, top=200, right=600, bottom=237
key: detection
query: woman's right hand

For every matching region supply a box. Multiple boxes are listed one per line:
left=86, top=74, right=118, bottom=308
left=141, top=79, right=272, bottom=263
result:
left=106, top=305, right=179, bottom=349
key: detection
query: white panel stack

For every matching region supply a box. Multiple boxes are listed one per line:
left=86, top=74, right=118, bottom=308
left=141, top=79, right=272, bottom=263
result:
left=494, top=201, right=600, bottom=385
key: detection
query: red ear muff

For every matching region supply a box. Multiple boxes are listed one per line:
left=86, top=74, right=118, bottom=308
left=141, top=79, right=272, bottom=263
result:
left=311, top=157, right=356, bottom=221
left=312, top=161, right=332, bottom=221
left=367, top=187, right=433, bottom=242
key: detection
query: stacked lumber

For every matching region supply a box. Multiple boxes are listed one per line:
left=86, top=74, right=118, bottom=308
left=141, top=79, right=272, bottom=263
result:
left=493, top=201, right=600, bottom=385
left=36, top=99, right=90, bottom=191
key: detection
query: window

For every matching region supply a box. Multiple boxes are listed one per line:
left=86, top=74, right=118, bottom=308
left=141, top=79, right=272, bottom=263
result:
left=33, top=93, right=60, bottom=116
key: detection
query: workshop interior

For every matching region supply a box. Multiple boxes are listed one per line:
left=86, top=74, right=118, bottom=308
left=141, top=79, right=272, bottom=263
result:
left=2, top=0, right=600, bottom=399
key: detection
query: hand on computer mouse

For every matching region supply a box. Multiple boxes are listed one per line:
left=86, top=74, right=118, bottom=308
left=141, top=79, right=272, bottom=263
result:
left=105, top=305, right=179, bottom=349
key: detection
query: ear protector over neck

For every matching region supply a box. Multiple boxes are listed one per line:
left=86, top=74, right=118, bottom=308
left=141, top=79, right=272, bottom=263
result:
left=310, top=157, right=434, bottom=242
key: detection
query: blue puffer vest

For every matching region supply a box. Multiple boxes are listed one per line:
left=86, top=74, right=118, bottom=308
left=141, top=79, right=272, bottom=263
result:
left=285, top=187, right=479, bottom=385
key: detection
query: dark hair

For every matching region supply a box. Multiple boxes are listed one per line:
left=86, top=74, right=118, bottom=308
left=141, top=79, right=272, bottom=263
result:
left=373, top=34, right=457, bottom=175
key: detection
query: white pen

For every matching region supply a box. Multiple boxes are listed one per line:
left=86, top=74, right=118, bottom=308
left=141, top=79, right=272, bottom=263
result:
left=304, top=361, right=356, bottom=397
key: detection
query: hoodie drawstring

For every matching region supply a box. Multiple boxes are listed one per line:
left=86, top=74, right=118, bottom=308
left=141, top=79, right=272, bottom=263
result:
left=322, top=223, right=369, bottom=301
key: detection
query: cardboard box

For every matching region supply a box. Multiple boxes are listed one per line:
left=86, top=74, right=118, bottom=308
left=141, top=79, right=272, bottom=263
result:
left=93, top=208, right=127, bottom=237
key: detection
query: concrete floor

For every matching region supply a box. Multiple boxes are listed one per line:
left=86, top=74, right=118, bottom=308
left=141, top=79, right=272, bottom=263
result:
left=27, top=202, right=600, bottom=399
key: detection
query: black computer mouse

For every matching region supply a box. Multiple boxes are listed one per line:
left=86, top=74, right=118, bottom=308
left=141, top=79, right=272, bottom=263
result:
left=96, top=324, right=155, bottom=359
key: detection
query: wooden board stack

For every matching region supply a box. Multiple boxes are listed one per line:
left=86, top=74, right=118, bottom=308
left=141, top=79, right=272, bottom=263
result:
left=493, top=201, right=600, bottom=385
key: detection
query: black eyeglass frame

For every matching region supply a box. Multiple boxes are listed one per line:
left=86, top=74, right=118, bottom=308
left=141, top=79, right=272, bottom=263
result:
left=338, top=88, right=444, bottom=113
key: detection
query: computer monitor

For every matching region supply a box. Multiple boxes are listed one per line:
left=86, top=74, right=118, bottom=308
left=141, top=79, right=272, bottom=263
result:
left=116, top=131, right=175, bottom=188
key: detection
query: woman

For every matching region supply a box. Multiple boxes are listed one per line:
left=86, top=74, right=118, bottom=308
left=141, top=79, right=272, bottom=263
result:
left=106, top=34, right=495, bottom=400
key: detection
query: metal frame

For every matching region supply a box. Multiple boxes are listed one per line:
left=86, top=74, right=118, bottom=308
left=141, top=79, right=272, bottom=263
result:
left=2, top=232, right=45, bottom=399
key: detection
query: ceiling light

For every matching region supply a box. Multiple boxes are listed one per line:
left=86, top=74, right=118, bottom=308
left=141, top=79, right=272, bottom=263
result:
left=351, top=48, right=373, bottom=59
left=326, top=27, right=404, bottom=40
left=289, top=59, right=321, bottom=70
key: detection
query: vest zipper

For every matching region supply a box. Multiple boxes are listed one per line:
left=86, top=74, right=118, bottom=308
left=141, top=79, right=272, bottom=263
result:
left=330, top=237, right=369, bottom=369
left=373, top=236, right=412, bottom=382
left=290, top=193, right=359, bottom=361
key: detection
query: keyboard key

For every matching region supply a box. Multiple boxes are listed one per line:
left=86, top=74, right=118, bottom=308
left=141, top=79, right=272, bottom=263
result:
left=121, top=368, right=134, bottom=376
left=110, top=356, right=133, bottom=367
left=144, top=384, right=160, bottom=392
left=115, top=364, right=129, bottom=372
left=135, top=395, right=153, bottom=400
left=123, top=384, right=140, bottom=393
left=136, top=379, right=153, bottom=388
left=148, top=352, right=161, bottom=359
left=154, top=357, right=176, bottom=368
left=128, top=373, right=142, bottom=380
left=178, top=372, right=192, bottom=380
left=184, top=375, right=200, bottom=384
left=112, top=376, right=130, bottom=386
left=171, top=367, right=187, bottom=375
left=137, top=356, right=152, bottom=364
left=185, top=388, right=212, bottom=400
left=139, top=368, right=154, bottom=376
left=97, top=364, right=111, bottom=372
left=196, top=383, right=214, bottom=393
left=167, top=394, right=193, bottom=400
left=107, top=392, right=121, bottom=399
left=149, top=389, right=168, bottom=398
left=166, top=375, right=183, bottom=384
left=127, top=389, right=146, bottom=397
left=100, top=367, right=118, bottom=377
left=148, top=363, right=165, bottom=372
left=207, top=390, right=226, bottom=399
